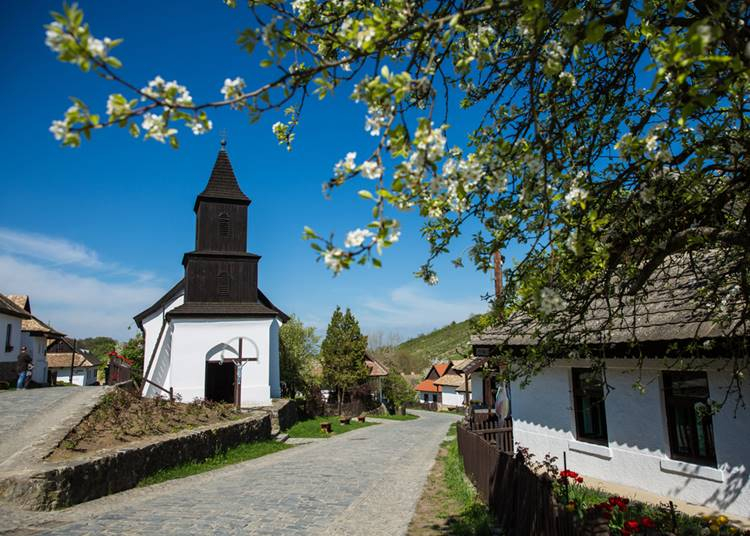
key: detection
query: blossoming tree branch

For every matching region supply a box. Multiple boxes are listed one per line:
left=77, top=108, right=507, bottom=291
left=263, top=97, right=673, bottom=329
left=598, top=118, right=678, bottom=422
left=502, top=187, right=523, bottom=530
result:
left=46, top=1, right=750, bottom=391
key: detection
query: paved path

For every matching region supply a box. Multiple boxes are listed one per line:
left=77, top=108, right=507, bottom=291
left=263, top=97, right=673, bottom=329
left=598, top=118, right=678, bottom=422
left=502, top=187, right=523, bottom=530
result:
left=0, top=387, right=108, bottom=471
left=1, top=410, right=459, bottom=536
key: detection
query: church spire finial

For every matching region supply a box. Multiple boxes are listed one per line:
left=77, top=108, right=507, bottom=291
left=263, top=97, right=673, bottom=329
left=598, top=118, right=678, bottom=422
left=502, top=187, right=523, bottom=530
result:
left=220, top=129, right=227, bottom=150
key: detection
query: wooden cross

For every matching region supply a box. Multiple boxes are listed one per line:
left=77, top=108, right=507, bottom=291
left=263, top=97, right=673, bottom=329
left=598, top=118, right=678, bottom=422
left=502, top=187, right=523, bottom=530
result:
left=220, top=338, right=257, bottom=409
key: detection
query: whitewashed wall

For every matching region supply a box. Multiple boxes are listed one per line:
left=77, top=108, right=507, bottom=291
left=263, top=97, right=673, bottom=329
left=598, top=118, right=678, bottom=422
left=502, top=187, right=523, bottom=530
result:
left=141, top=293, right=183, bottom=397
left=470, top=372, right=484, bottom=403
left=442, top=386, right=464, bottom=407
left=511, top=360, right=750, bottom=517
left=169, top=317, right=275, bottom=406
left=52, top=367, right=96, bottom=386
left=0, top=314, right=22, bottom=364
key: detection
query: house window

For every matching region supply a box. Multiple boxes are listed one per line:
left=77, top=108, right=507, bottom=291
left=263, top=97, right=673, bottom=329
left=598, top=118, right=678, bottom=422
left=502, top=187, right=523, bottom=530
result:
left=217, top=272, right=230, bottom=297
left=4, top=324, right=12, bottom=353
left=663, top=371, right=716, bottom=466
left=432, top=393, right=438, bottom=403
left=572, top=368, right=609, bottom=445
left=219, top=213, right=231, bottom=238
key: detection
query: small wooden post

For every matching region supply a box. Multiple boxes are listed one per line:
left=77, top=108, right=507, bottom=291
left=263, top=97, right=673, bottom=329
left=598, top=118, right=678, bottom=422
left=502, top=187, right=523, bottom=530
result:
left=68, top=339, right=77, bottom=384
left=235, top=338, right=243, bottom=410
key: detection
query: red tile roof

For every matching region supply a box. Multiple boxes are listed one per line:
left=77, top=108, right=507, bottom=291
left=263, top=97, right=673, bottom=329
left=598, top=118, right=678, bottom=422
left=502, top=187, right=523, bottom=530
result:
left=415, top=379, right=440, bottom=393
left=434, top=363, right=450, bottom=377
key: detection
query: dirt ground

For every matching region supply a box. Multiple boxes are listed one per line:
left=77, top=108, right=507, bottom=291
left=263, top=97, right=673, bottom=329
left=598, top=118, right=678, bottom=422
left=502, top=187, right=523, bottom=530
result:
left=47, top=388, right=242, bottom=461
left=407, top=444, right=464, bottom=535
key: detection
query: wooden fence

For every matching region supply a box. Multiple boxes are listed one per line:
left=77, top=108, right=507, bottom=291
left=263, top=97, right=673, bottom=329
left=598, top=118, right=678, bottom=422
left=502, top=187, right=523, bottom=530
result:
left=457, top=423, right=577, bottom=536
left=107, top=357, right=131, bottom=385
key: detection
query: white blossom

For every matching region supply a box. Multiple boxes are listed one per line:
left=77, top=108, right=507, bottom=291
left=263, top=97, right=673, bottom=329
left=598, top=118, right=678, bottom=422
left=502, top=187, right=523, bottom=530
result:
left=220, top=77, right=246, bottom=100
left=558, top=71, right=576, bottom=87
left=387, top=231, right=401, bottom=243
left=426, top=273, right=439, bottom=286
left=565, top=186, right=588, bottom=208
left=86, top=37, right=106, bottom=58
left=334, top=151, right=357, bottom=175
left=141, top=113, right=176, bottom=143
left=189, top=118, right=212, bottom=135
left=356, top=26, right=376, bottom=49
left=360, top=160, right=383, bottom=179
left=45, top=22, right=69, bottom=53
left=344, top=228, right=373, bottom=248
left=323, top=248, right=345, bottom=273
left=49, top=120, right=68, bottom=141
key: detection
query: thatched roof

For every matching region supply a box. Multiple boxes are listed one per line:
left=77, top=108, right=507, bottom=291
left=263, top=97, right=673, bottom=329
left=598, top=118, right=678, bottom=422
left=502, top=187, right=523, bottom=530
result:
left=365, top=354, right=389, bottom=377
left=0, top=293, right=31, bottom=319
left=6, top=295, right=64, bottom=337
left=472, top=252, right=745, bottom=347
left=47, top=352, right=100, bottom=369
left=433, top=374, right=465, bottom=388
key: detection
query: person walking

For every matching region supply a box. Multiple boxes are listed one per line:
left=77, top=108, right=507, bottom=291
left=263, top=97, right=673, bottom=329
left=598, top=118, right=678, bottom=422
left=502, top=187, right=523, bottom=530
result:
left=16, top=346, right=32, bottom=389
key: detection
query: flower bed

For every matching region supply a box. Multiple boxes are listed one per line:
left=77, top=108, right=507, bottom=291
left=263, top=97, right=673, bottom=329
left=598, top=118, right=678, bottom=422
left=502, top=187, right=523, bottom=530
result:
left=518, top=448, right=748, bottom=536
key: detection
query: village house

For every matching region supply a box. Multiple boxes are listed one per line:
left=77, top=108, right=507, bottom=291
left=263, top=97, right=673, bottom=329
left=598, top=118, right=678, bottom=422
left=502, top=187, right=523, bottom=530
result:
left=0, top=293, right=32, bottom=384
left=364, top=353, right=388, bottom=403
left=7, top=295, right=64, bottom=385
left=472, top=257, right=750, bottom=517
left=46, top=338, right=99, bottom=386
left=134, top=143, right=288, bottom=407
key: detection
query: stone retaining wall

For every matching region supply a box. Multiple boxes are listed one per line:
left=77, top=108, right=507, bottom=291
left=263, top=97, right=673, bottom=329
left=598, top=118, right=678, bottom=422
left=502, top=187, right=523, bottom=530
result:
left=0, top=413, right=271, bottom=511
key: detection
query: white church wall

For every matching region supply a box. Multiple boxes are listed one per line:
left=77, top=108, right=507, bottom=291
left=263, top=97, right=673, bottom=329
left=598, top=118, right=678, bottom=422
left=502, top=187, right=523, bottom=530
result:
left=269, top=318, right=281, bottom=398
left=511, top=360, right=750, bottom=517
left=141, top=292, right=184, bottom=397
left=169, top=317, right=275, bottom=407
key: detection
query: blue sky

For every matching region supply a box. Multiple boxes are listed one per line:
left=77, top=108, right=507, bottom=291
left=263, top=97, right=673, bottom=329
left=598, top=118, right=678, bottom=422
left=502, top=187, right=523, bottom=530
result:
left=0, top=1, right=502, bottom=342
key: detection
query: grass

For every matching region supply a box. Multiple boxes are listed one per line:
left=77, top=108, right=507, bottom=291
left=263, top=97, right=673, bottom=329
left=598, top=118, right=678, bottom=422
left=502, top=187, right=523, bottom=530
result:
left=286, top=416, right=375, bottom=438
left=439, top=424, right=493, bottom=535
left=372, top=413, right=419, bottom=421
left=398, top=317, right=476, bottom=364
left=139, top=440, right=291, bottom=487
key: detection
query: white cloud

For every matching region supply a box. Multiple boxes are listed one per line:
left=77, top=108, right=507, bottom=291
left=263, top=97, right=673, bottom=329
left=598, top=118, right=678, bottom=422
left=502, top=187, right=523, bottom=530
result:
left=355, top=284, right=486, bottom=339
left=0, top=227, right=104, bottom=269
left=0, top=228, right=167, bottom=340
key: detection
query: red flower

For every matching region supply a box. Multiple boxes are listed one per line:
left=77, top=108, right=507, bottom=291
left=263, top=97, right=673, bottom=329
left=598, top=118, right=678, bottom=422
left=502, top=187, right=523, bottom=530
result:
left=576, top=476, right=584, bottom=483
left=560, top=470, right=579, bottom=479
left=642, top=516, right=656, bottom=528
left=621, top=530, right=631, bottom=536
left=625, top=520, right=640, bottom=531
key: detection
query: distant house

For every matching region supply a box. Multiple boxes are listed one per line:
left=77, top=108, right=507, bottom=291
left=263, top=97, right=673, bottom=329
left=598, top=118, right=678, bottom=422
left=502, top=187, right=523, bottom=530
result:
left=472, top=255, right=750, bottom=517
left=7, top=295, right=64, bottom=385
left=0, top=293, right=31, bottom=384
left=47, top=338, right=99, bottom=386
left=364, top=353, right=388, bottom=402
left=433, top=372, right=466, bottom=408
left=415, top=362, right=451, bottom=406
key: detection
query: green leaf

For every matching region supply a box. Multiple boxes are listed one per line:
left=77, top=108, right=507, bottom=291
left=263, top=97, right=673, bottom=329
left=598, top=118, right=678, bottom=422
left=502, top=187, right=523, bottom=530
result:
left=358, top=190, right=375, bottom=200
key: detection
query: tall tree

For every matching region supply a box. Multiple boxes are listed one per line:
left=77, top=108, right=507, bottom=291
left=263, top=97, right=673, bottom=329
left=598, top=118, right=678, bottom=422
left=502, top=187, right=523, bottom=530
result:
left=45, top=2, right=750, bottom=392
left=320, top=307, right=369, bottom=414
left=279, top=315, right=319, bottom=397
left=78, top=337, right=118, bottom=362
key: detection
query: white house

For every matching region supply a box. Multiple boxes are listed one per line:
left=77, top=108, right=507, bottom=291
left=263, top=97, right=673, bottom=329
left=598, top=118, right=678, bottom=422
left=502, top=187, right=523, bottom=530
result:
left=472, top=257, right=750, bottom=517
left=7, top=295, right=64, bottom=384
left=46, top=340, right=99, bottom=386
left=433, top=373, right=465, bottom=407
left=0, top=293, right=30, bottom=384
left=134, top=143, right=288, bottom=407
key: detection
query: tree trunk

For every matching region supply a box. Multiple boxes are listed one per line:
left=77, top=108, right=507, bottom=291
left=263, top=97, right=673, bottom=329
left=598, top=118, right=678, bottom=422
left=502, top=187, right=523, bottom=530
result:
left=337, top=388, right=343, bottom=415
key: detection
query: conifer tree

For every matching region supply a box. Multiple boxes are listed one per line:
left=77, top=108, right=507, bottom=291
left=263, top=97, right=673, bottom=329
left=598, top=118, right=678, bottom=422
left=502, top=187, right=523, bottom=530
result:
left=320, top=306, right=369, bottom=415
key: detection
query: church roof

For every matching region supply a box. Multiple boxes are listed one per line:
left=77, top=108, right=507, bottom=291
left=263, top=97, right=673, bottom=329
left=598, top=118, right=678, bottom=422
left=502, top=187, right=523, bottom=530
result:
left=133, top=278, right=290, bottom=329
left=194, top=148, right=250, bottom=212
left=166, top=301, right=281, bottom=319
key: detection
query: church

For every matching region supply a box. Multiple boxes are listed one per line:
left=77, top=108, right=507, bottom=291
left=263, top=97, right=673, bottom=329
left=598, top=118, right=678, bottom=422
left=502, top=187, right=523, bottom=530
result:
left=134, top=142, right=288, bottom=407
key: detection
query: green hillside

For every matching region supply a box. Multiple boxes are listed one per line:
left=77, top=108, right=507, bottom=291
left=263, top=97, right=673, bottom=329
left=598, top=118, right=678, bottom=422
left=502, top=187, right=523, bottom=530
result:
left=398, top=317, right=475, bottom=366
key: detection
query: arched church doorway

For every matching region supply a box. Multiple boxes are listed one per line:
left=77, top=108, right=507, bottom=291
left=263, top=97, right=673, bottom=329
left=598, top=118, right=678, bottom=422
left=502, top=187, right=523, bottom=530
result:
left=205, top=362, right=235, bottom=403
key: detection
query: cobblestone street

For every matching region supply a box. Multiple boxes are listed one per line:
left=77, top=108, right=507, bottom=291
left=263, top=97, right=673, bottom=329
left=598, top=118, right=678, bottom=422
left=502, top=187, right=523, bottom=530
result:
left=1, top=410, right=459, bottom=536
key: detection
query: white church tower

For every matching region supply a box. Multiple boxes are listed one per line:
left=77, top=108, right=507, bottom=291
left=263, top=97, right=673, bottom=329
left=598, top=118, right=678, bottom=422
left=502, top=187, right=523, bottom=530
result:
left=135, top=142, right=288, bottom=407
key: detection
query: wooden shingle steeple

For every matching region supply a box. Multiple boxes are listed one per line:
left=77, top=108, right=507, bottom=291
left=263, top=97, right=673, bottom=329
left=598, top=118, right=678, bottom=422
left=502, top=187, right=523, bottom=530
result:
left=168, top=144, right=275, bottom=316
